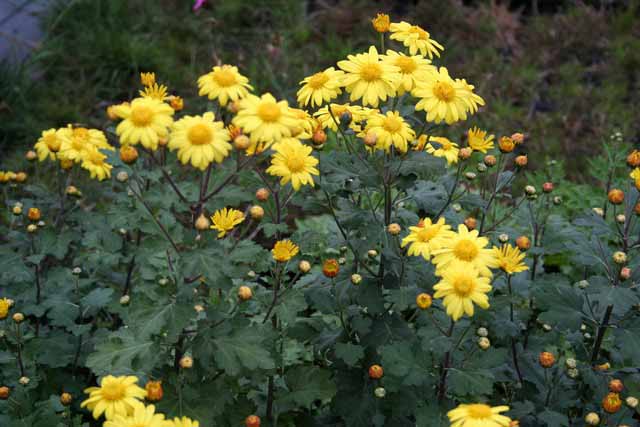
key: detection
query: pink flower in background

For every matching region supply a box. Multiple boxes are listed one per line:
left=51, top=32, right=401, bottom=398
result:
left=193, top=0, right=206, bottom=11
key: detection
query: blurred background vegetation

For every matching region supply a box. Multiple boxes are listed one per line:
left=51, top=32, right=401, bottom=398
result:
left=1, top=0, right=639, bottom=180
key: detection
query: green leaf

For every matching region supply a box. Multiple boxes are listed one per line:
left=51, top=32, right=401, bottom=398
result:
left=212, top=324, right=275, bottom=375
left=86, top=329, right=159, bottom=375
left=448, top=369, right=494, bottom=397
left=334, top=342, right=364, bottom=366
left=278, top=365, right=337, bottom=408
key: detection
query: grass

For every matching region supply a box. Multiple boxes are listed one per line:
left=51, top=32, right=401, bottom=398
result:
left=1, top=0, right=639, bottom=180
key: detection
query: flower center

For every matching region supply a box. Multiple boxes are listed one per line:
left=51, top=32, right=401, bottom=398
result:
left=417, top=226, right=439, bottom=242
left=73, top=128, right=89, bottom=141
left=360, top=63, right=382, bottom=82
left=382, top=116, right=403, bottom=133
left=131, top=105, right=154, bottom=126
left=213, top=69, right=237, bottom=87
left=101, top=383, right=125, bottom=401
left=395, top=56, right=417, bottom=73
left=452, top=275, right=474, bottom=296
left=433, top=81, right=455, bottom=102
left=44, top=134, right=61, bottom=151
left=409, top=25, right=429, bottom=40
left=308, top=72, right=329, bottom=89
left=467, top=404, right=493, bottom=419
left=257, top=102, right=281, bottom=122
left=453, top=239, right=478, bottom=261
left=287, top=154, right=306, bottom=173
left=440, top=140, right=452, bottom=150
left=188, top=123, right=213, bottom=145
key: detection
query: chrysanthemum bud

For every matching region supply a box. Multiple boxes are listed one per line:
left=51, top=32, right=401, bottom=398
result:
left=565, top=358, right=577, bottom=369
left=116, top=171, right=129, bottom=182
left=387, top=223, right=401, bottom=235
left=25, top=150, right=37, bottom=161
left=234, top=134, right=250, bottom=150
left=371, top=13, right=390, bottom=33
left=194, top=304, right=204, bottom=313
left=592, top=207, right=604, bottom=217
left=464, top=217, right=477, bottom=230
left=157, top=137, right=168, bottom=147
left=59, top=392, right=73, bottom=406
left=542, top=324, right=552, bottom=331
left=567, top=368, right=579, bottom=378
left=478, top=337, right=490, bottom=350
left=364, top=132, right=377, bottom=147
left=465, top=172, right=477, bottom=180
left=627, top=150, right=640, bottom=168
left=458, top=147, right=472, bottom=160
left=602, top=392, right=622, bottom=413
left=14, top=172, right=27, bottom=183
left=585, top=412, right=600, bottom=425
left=416, top=293, right=432, bottom=309
left=170, top=96, right=184, bottom=111
left=256, top=188, right=270, bottom=201
left=538, top=351, right=555, bottom=368
left=595, top=362, right=610, bottom=371
left=238, top=286, right=253, bottom=301
left=499, top=136, right=515, bottom=153
left=476, top=163, right=487, bottom=173
left=452, top=203, right=462, bottom=213
left=367, top=249, right=378, bottom=258
left=608, top=189, right=624, bottom=205
left=515, top=155, right=528, bottom=167
left=322, top=259, right=340, bottom=278
left=516, top=236, right=531, bottom=250
left=195, top=214, right=210, bottom=231
left=483, top=155, right=497, bottom=167
left=498, top=234, right=509, bottom=243
left=247, top=271, right=256, bottom=279
left=312, top=129, right=327, bottom=145
left=511, top=133, right=525, bottom=144
left=616, top=214, right=626, bottom=224
left=245, top=415, right=261, bottom=427
left=145, top=380, right=163, bottom=402
left=525, top=185, right=536, bottom=196
left=120, top=145, right=139, bottom=164
left=179, top=356, right=193, bottom=369
left=18, top=376, right=29, bottom=385
left=542, top=182, right=554, bottom=193
left=368, top=364, right=383, bottom=379
left=477, top=327, right=488, bottom=337
left=298, top=260, right=311, bottom=273
left=626, top=396, right=638, bottom=409
left=120, top=295, right=130, bottom=305
left=27, top=224, right=38, bottom=233
left=620, top=267, right=631, bottom=281
left=613, top=251, right=627, bottom=265
left=0, top=386, right=8, bottom=400
left=12, top=205, right=22, bottom=216
left=13, top=313, right=24, bottom=323
left=351, top=274, right=362, bottom=285
left=247, top=205, right=263, bottom=221
left=609, top=379, right=624, bottom=393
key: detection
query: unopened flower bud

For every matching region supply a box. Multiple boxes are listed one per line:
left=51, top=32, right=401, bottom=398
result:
left=478, top=337, right=490, bottom=350
left=364, top=132, right=377, bottom=147
left=120, top=295, right=130, bottom=305
left=298, top=260, right=311, bottom=274
left=367, top=249, right=378, bottom=258
left=250, top=205, right=264, bottom=221
left=464, top=172, right=476, bottom=180
left=374, top=387, right=386, bottom=398
left=13, top=313, right=24, bottom=323
left=620, top=267, right=631, bottom=281
left=27, top=224, right=38, bottom=233
left=542, top=182, right=554, bottom=193
left=25, top=150, right=37, bottom=161
left=256, top=188, right=270, bottom=201
left=238, top=286, right=253, bottom=301
left=452, top=203, right=462, bottom=213
left=476, top=327, right=488, bottom=337
left=585, top=412, right=599, bottom=425
left=312, top=129, right=327, bottom=146
left=464, top=217, right=477, bottom=230
left=195, top=214, right=210, bottom=231
left=234, top=134, right=250, bottom=150
left=608, top=189, right=624, bottom=205
left=484, top=155, right=497, bottom=167
left=60, top=392, right=73, bottom=406
left=567, top=368, right=579, bottom=378
left=565, top=358, right=577, bottom=369
left=515, top=155, right=528, bottom=167
left=553, top=196, right=562, bottom=205
left=458, top=147, right=472, bottom=160
left=387, top=223, right=401, bottom=235
left=626, top=396, right=638, bottom=409
left=179, top=356, right=193, bottom=369
left=18, top=376, right=29, bottom=386
left=72, top=267, right=82, bottom=275
left=116, top=171, right=129, bottom=182
left=351, top=274, right=362, bottom=285
left=498, top=234, right=509, bottom=243
left=592, top=207, right=604, bottom=217
left=515, top=236, right=531, bottom=250
left=525, top=185, right=536, bottom=196
left=476, top=163, right=487, bottom=173
left=613, top=251, right=627, bottom=265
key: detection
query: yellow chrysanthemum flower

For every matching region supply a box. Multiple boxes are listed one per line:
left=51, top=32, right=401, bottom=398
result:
left=426, top=136, right=459, bottom=165
left=113, top=97, right=174, bottom=150
left=0, top=297, right=12, bottom=319
left=80, top=375, right=146, bottom=420
left=272, top=240, right=300, bottom=262
left=289, top=108, right=318, bottom=140
left=34, top=128, right=63, bottom=161
left=266, top=138, right=319, bottom=191
left=103, top=403, right=166, bottom=427
left=457, top=78, right=486, bottom=115
left=169, top=416, right=200, bottom=427
left=58, top=126, right=112, bottom=163
left=381, top=50, right=435, bottom=94
left=232, top=93, right=299, bottom=150
left=467, top=127, right=495, bottom=153
left=139, top=83, right=169, bottom=101
left=413, top=67, right=482, bottom=124
left=401, top=217, right=454, bottom=260
left=433, top=262, right=492, bottom=321
left=389, top=21, right=444, bottom=58
left=81, top=147, right=113, bottom=181
left=447, top=403, right=511, bottom=427
left=198, top=65, right=253, bottom=106
left=630, top=168, right=640, bottom=181
left=140, top=72, right=156, bottom=87
left=337, top=45, right=401, bottom=107
left=314, top=103, right=377, bottom=132
left=432, top=224, right=497, bottom=277
left=297, top=67, right=344, bottom=108
left=493, top=244, right=528, bottom=275
left=210, top=207, right=245, bottom=238
left=371, top=13, right=390, bottom=33
left=168, top=112, right=231, bottom=170
left=363, top=110, right=415, bottom=153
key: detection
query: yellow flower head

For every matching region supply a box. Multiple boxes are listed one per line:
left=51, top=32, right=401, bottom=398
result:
left=168, top=112, right=231, bottom=170
left=371, top=13, right=390, bottom=33
left=112, top=97, right=174, bottom=150
left=432, top=224, right=497, bottom=277
left=297, top=67, right=344, bottom=108
left=413, top=67, right=484, bottom=124
left=198, top=65, right=253, bottom=106
left=426, top=136, right=459, bottom=165
left=433, top=262, right=492, bottom=321
left=381, top=50, right=436, bottom=94
left=103, top=402, right=166, bottom=427
left=0, top=297, right=12, bottom=319
left=232, top=93, right=299, bottom=150
left=169, top=416, right=200, bottom=427
left=389, top=21, right=444, bottom=58
left=80, top=375, right=146, bottom=420
left=272, top=240, right=300, bottom=262
left=467, top=127, right=495, bottom=153
left=630, top=168, right=640, bottom=181
left=314, top=103, right=377, bottom=132
left=447, top=403, right=511, bottom=427
left=363, top=110, right=415, bottom=153
left=493, top=244, right=528, bottom=275
left=34, top=128, right=62, bottom=161
left=140, top=72, right=156, bottom=87
left=412, top=134, right=429, bottom=151
left=337, top=46, right=401, bottom=107
left=266, top=138, right=319, bottom=191
left=401, top=217, right=454, bottom=261
left=139, top=83, right=170, bottom=101
left=289, top=108, right=318, bottom=140
left=210, top=207, right=245, bottom=238
left=58, top=126, right=112, bottom=163
left=81, top=147, right=113, bottom=181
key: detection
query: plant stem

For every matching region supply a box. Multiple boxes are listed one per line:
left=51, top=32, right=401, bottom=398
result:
left=437, top=321, right=455, bottom=402
left=507, top=275, right=524, bottom=384
left=591, top=304, right=614, bottom=363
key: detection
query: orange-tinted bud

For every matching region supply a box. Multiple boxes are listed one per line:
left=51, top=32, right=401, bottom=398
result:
left=538, top=351, right=555, bottom=368
left=368, top=364, right=384, bottom=379
left=464, top=217, right=477, bottom=230
left=515, top=155, right=528, bottom=167
left=245, top=415, right=261, bottom=427
left=516, top=236, right=531, bottom=250
left=120, top=145, right=139, bottom=164
left=28, top=208, right=41, bottom=221
left=608, top=189, right=624, bottom=205
left=602, top=392, right=622, bottom=414
left=609, top=379, right=624, bottom=393
left=322, top=259, right=340, bottom=278
left=145, top=380, right=163, bottom=402
left=256, top=188, right=270, bottom=201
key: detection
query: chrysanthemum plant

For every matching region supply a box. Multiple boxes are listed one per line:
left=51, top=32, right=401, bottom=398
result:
left=1, top=14, right=640, bottom=427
